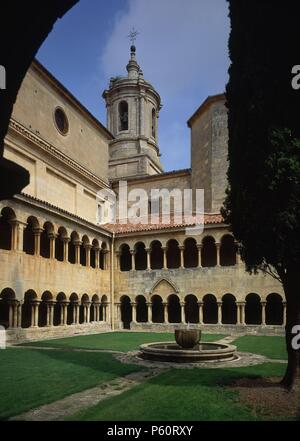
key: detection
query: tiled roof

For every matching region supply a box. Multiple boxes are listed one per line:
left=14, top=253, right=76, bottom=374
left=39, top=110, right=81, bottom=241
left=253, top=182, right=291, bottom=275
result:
left=15, top=193, right=224, bottom=237
left=103, top=213, right=223, bottom=235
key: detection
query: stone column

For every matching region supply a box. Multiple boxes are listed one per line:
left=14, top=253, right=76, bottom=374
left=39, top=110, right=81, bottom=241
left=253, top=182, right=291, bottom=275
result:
left=131, top=302, right=137, bottom=323
left=240, top=302, right=246, bottom=325
left=116, top=302, right=121, bottom=324
left=102, top=303, right=106, bottom=322
left=10, top=220, right=26, bottom=251
left=146, top=302, right=152, bottom=323
left=236, top=302, right=245, bottom=325
left=180, top=301, right=186, bottom=324
left=33, top=228, right=43, bottom=256
left=74, top=240, right=82, bottom=264
left=162, top=247, right=167, bottom=270
left=197, top=244, right=202, bottom=268
left=59, top=301, right=68, bottom=325
left=31, top=300, right=40, bottom=327
left=217, top=301, right=223, bottom=325
left=86, top=302, right=91, bottom=323
left=179, top=246, right=184, bottom=269
left=8, top=300, right=19, bottom=328
left=216, top=242, right=221, bottom=266
left=63, top=302, right=69, bottom=325
left=63, top=237, right=70, bottom=262
left=283, top=301, right=287, bottom=326
left=104, top=250, right=110, bottom=270
left=46, top=301, right=55, bottom=327
left=46, top=302, right=51, bottom=326
left=48, top=233, right=57, bottom=259
left=163, top=302, right=168, bottom=323
left=145, top=248, right=151, bottom=270
left=130, top=250, right=136, bottom=271
left=17, top=301, right=23, bottom=328
left=72, top=302, right=79, bottom=325
left=197, top=301, right=203, bottom=324
left=261, top=301, right=267, bottom=326
left=85, top=244, right=92, bottom=268
left=94, top=248, right=100, bottom=269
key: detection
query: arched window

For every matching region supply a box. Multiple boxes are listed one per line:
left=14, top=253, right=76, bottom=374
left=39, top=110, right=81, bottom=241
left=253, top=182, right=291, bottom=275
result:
left=220, top=235, right=236, bottom=266
left=150, top=241, right=163, bottom=269
left=136, top=295, right=147, bottom=322
left=184, top=238, right=198, bottom=268
left=151, top=295, right=164, bottom=323
left=266, top=293, right=283, bottom=325
left=120, top=244, right=131, bottom=271
left=23, top=216, right=39, bottom=255
left=221, top=294, right=237, bottom=324
left=120, top=296, right=132, bottom=329
left=135, top=242, right=147, bottom=270
left=167, top=294, right=181, bottom=323
left=40, top=222, right=54, bottom=259
left=245, top=293, right=262, bottom=324
left=0, top=207, right=15, bottom=250
left=166, top=239, right=180, bottom=269
left=185, top=295, right=199, bottom=323
left=151, top=108, right=156, bottom=138
left=202, top=294, right=218, bottom=324
left=201, top=236, right=217, bottom=267
left=119, top=101, right=128, bottom=131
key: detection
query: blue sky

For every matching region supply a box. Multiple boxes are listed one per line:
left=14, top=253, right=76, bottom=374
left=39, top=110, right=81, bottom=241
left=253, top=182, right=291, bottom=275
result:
left=37, top=0, right=230, bottom=171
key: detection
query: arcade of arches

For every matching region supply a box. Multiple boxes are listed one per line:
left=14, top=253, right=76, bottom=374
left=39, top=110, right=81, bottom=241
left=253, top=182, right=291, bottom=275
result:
left=0, top=204, right=286, bottom=337
left=117, top=236, right=237, bottom=271
left=117, top=292, right=286, bottom=330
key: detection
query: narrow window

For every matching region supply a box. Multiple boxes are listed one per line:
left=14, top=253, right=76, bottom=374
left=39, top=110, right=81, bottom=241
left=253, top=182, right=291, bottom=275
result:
left=152, top=108, right=156, bottom=138
left=119, top=101, right=128, bottom=131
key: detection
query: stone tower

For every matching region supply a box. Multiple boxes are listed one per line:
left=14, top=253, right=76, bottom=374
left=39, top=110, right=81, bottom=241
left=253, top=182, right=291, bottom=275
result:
left=103, top=45, right=164, bottom=179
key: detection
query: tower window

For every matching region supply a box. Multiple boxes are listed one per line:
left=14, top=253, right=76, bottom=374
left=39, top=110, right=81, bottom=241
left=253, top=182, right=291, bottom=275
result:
left=119, top=101, right=128, bottom=131
left=152, top=108, right=156, bottom=138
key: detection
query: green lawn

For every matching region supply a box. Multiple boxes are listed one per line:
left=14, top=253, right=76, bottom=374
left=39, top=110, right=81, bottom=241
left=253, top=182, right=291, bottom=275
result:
left=19, top=331, right=226, bottom=352
left=0, top=348, right=143, bottom=420
left=67, top=363, right=286, bottom=421
left=1, top=333, right=290, bottom=421
left=234, top=335, right=287, bottom=360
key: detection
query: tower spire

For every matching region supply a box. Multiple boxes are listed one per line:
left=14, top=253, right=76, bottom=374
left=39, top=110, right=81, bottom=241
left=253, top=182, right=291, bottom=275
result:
left=126, top=28, right=140, bottom=79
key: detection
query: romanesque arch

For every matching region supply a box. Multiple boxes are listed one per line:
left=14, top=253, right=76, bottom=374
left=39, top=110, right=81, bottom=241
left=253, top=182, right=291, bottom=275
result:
left=221, top=293, right=237, bottom=324
left=120, top=295, right=132, bottom=329
left=184, top=294, right=199, bottom=323
left=202, top=294, right=218, bottom=323
left=245, top=293, right=262, bottom=325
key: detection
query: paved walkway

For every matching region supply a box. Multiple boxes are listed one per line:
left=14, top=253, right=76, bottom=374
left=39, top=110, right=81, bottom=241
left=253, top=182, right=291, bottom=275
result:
left=10, top=366, right=167, bottom=421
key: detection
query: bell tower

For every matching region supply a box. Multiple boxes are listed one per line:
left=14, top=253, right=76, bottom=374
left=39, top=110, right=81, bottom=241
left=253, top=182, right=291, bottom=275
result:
left=102, top=44, right=164, bottom=179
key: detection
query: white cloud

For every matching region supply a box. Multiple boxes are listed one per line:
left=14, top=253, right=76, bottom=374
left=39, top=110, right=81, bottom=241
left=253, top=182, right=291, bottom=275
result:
left=101, top=0, right=230, bottom=170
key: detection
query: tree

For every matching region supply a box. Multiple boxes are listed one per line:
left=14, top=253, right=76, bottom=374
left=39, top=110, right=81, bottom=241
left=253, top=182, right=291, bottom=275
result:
left=222, top=0, right=300, bottom=389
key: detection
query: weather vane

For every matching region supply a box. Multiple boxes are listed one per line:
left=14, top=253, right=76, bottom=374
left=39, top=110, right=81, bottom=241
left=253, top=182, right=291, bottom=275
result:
left=127, top=27, right=139, bottom=46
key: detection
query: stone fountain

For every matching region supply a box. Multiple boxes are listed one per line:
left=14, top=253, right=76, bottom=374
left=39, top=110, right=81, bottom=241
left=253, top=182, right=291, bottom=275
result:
left=139, top=326, right=237, bottom=363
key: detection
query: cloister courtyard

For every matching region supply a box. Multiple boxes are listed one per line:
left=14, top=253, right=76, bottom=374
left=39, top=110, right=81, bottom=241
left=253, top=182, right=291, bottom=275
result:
left=0, top=331, right=298, bottom=421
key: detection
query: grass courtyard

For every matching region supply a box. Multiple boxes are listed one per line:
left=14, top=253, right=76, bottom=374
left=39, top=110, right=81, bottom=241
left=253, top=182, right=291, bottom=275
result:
left=0, top=331, right=294, bottom=421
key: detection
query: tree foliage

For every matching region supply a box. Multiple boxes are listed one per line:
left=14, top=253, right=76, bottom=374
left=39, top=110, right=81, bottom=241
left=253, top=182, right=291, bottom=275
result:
left=222, top=0, right=300, bottom=278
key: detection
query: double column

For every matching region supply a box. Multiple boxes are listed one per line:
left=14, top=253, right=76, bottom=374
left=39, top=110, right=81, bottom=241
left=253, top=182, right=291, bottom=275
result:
left=7, top=300, right=22, bottom=328
left=236, top=302, right=246, bottom=325
left=59, top=301, right=69, bottom=325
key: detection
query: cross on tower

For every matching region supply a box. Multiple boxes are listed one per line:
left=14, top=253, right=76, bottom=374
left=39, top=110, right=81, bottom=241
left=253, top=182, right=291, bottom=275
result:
left=127, top=27, right=139, bottom=46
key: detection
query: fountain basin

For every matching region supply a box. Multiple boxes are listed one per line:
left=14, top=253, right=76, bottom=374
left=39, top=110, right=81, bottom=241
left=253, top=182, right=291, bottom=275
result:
left=139, top=342, right=237, bottom=363
left=175, top=329, right=201, bottom=348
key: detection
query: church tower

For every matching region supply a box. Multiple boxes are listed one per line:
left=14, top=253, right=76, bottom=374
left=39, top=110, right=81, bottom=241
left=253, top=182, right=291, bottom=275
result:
left=103, top=44, right=164, bottom=179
